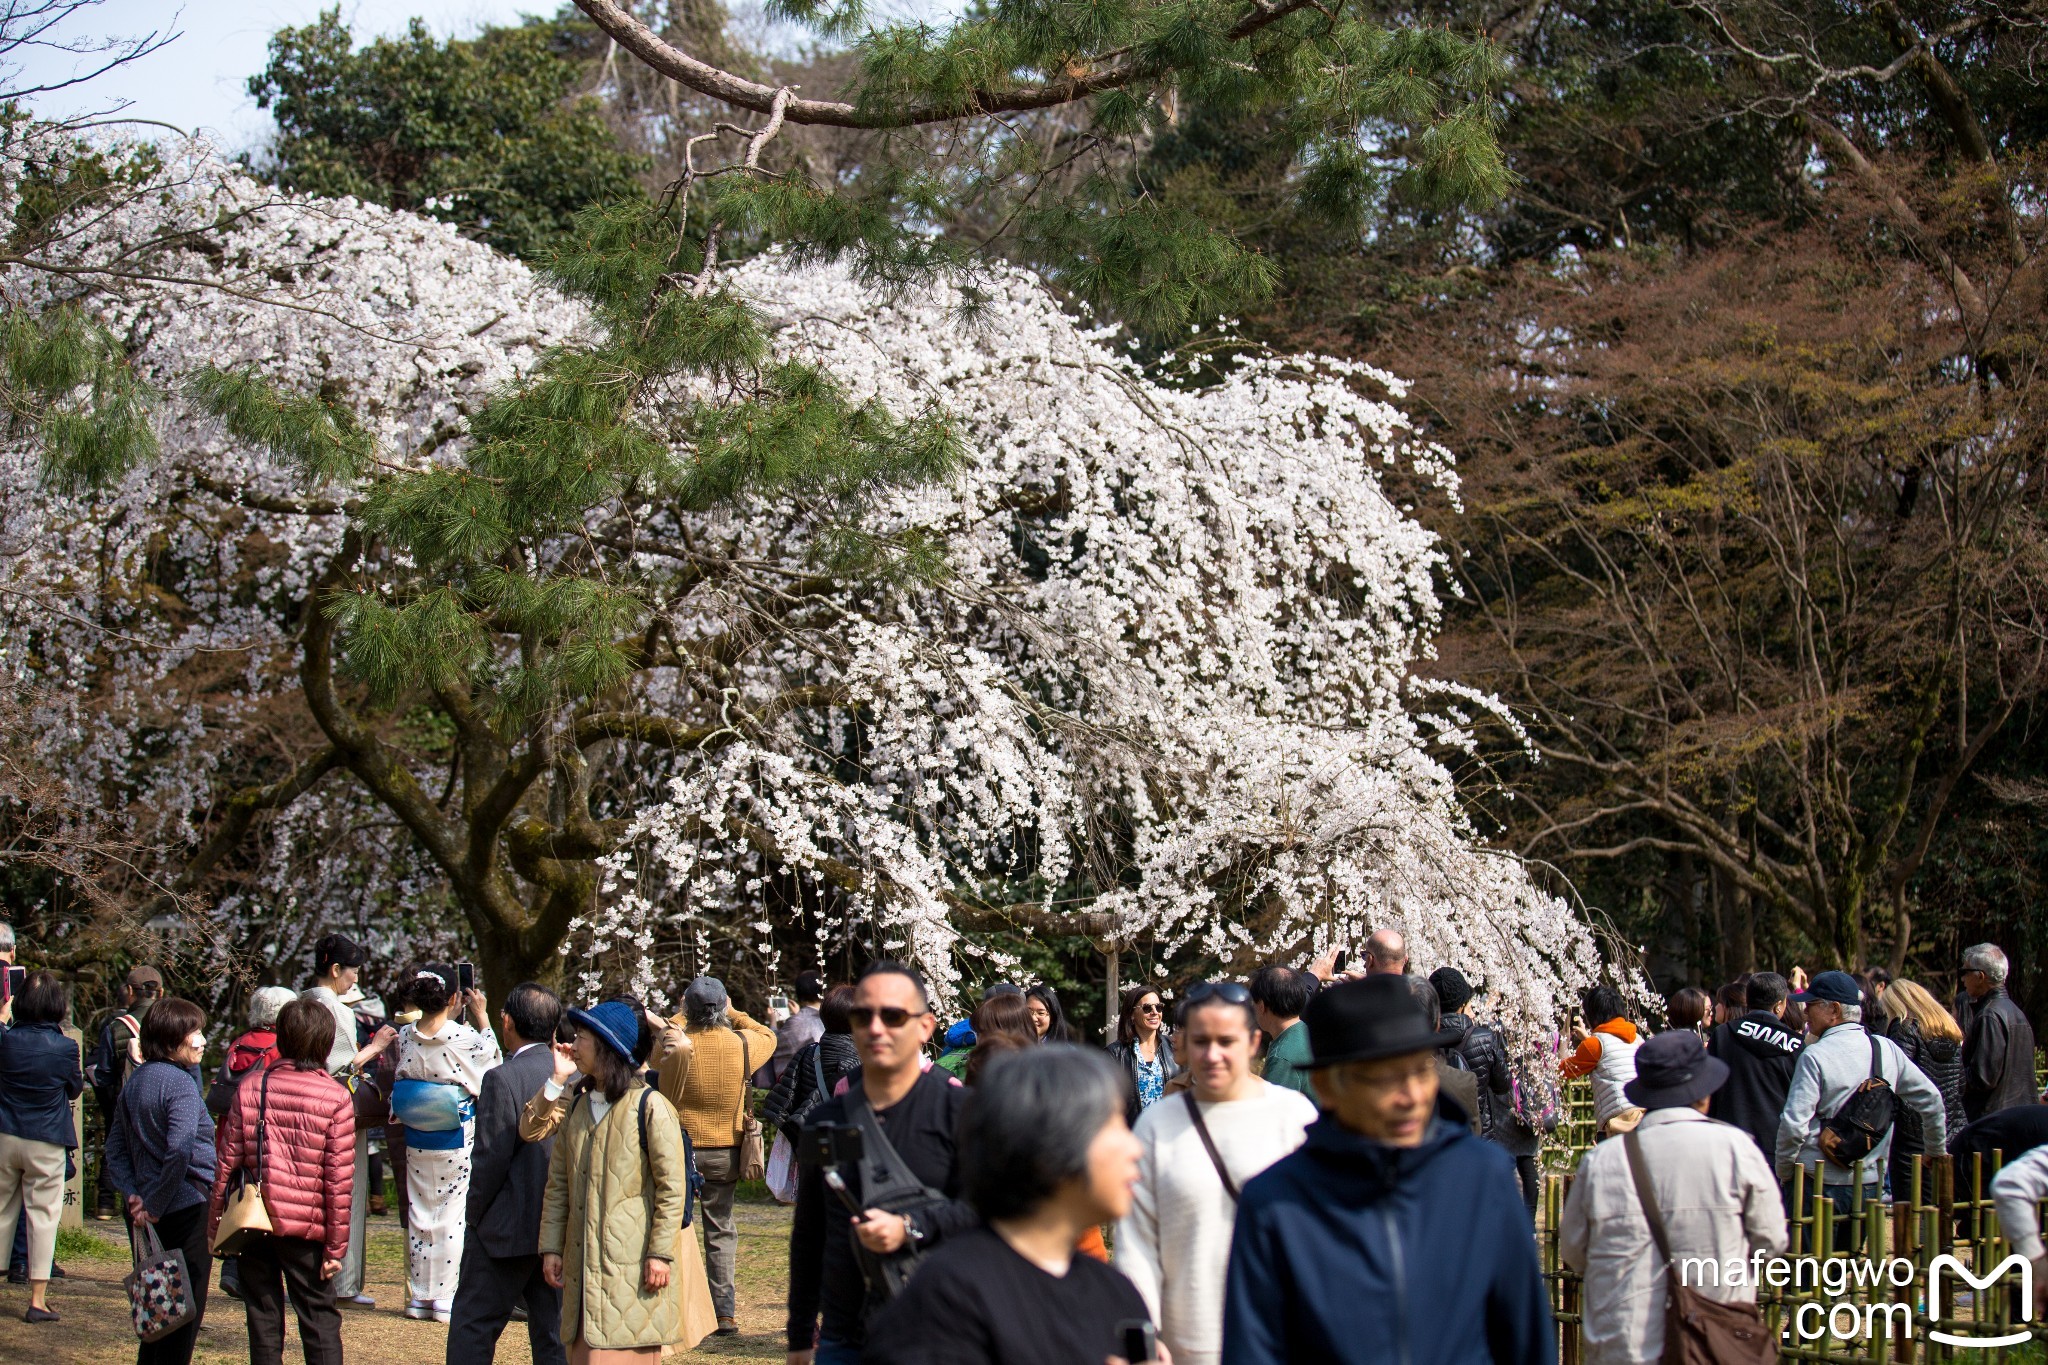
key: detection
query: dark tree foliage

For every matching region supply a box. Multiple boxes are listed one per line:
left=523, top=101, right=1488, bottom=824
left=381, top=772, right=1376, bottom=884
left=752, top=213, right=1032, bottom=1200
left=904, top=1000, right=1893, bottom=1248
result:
left=247, top=8, right=650, bottom=260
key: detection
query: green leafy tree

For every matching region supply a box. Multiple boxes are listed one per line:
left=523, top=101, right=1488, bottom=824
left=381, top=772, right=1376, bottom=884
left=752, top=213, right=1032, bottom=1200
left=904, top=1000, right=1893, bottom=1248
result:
left=247, top=8, right=649, bottom=260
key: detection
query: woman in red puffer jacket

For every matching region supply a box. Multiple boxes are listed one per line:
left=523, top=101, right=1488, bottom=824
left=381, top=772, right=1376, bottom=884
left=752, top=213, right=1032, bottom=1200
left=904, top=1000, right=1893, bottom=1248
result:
left=209, top=998, right=355, bottom=1365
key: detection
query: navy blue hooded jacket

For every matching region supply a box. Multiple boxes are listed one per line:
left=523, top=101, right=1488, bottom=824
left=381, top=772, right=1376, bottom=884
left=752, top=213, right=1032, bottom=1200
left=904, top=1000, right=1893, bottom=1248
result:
left=1223, top=1097, right=1556, bottom=1365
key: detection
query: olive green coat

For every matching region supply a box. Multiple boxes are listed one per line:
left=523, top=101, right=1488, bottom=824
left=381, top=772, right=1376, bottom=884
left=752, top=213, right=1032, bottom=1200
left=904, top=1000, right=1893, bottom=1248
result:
left=538, top=1078, right=689, bottom=1349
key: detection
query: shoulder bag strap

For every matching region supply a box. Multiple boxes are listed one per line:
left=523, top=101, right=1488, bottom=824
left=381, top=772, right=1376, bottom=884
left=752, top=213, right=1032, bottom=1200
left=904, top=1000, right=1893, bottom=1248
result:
left=731, top=1035, right=751, bottom=1142
left=1870, top=1031, right=1884, bottom=1082
left=812, top=1042, right=829, bottom=1101
left=1621, top=1128, right=1671, bottom=1265
left=253, top=1066, right=272, bottom=1184
left=1183, top=1090, right=1239, bottom=1201
left=638, top=1085, right=653, bottom=1155
left=847, top=1088, right=946, bottom=1204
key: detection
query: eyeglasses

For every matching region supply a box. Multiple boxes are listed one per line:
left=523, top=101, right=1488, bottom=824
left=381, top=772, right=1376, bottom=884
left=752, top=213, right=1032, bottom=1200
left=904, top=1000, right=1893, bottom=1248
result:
left=848, top=1006, right=930, bottom=1029
left=1184, top=981, right=1252, bottom=1006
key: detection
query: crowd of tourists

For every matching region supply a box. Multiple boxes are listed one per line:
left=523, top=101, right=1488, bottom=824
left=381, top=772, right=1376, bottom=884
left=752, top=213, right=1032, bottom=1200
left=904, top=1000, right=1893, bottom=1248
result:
left=0, top=918, right=2044, bottom=1365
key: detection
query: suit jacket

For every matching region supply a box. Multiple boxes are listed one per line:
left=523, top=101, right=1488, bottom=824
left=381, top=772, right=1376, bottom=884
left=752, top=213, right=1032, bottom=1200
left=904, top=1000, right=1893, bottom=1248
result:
left=467, top=1041, right=556, bottom=1259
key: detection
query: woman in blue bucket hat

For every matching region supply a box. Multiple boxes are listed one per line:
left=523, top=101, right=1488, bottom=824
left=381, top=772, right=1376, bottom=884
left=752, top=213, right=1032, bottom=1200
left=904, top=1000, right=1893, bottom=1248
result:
left=531, top=996, right=717, bottom=1360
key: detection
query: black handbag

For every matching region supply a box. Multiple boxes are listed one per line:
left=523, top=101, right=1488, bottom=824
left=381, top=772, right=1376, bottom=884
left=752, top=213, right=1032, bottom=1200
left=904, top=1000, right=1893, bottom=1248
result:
left=1819, top=1034, right=1896, bottom=1167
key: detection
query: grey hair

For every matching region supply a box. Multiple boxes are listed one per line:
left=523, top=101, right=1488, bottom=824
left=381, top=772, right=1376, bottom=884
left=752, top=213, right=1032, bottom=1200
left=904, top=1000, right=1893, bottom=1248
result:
left=961, top=1044, right=1125, bottom=1221
left=1837, top=1003, right=1863, bottom=1025
left=248, top=986, right=300, bottom=1030
left=1404, top=975, right=1443, bottom=1030
left=1962, top=943, right=2009, bottom=985
left=0, top=922, right=13, bottom=952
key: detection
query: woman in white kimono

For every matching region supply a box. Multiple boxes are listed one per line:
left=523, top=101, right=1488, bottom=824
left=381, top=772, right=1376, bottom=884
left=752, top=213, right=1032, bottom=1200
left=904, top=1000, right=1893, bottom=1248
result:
left=390, top=963, right=503, bottom=1322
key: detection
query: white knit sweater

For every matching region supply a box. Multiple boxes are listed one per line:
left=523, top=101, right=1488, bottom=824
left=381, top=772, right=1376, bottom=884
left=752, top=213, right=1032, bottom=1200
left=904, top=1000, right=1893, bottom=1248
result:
left=1115, top=1079, right=1318, bottom=1365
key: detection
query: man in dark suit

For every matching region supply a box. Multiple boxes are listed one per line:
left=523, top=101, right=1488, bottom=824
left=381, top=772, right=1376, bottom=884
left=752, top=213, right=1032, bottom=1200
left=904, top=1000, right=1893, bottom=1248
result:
left=446, top=982, right=567, bottom=1365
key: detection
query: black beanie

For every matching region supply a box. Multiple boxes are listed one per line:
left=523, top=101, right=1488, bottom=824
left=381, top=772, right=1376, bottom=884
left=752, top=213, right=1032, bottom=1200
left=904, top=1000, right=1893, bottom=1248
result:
left=1429, top=966, right=1475, bottom=1013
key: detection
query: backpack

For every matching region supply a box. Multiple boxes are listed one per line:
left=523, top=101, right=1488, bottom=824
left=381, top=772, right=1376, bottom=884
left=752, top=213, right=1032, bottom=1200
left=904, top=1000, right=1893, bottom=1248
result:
left=1819, top=1033, right=1897, bottom=1167
left=571, top=1087, right=701, bottom=1229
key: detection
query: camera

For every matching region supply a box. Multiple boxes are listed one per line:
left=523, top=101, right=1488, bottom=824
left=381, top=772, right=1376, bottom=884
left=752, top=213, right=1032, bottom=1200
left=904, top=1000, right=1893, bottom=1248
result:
left=800, top=1122, right=865, bottom=1169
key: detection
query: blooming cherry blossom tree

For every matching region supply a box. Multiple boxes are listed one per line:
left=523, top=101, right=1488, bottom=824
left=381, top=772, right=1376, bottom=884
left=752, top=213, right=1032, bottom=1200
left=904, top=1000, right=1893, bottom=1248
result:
left=0, top=137, right=1602, bottom=1029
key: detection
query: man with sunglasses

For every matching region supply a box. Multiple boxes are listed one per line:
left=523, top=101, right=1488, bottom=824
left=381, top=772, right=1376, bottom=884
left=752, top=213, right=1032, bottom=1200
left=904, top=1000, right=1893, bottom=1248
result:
left=1119, top=980, right=1315, bottom=1365
left=1959, top=942, right=2036, bottom=1121
left=787, top=962, right=974, bottom=1365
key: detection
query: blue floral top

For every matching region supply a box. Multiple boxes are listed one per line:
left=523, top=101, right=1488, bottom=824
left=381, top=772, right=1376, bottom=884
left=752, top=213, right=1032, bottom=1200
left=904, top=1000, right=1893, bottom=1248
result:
left=1134, top=1051, right=1165, bottom=1111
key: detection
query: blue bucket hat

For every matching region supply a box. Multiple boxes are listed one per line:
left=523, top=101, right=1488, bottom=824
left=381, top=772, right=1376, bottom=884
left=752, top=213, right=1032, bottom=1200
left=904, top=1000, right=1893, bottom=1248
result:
left=567, top=1000, right=639, bottom=1063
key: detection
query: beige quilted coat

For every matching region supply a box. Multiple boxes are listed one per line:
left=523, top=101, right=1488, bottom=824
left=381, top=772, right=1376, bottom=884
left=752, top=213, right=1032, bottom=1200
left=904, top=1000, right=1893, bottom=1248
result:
left=537, top=1078, right=696, bottom=1350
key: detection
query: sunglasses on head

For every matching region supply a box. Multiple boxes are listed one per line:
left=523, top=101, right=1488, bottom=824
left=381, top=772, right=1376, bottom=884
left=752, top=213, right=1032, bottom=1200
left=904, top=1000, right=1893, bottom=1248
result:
left=848, top=1005, right=930, bottom=1029
left=1185, top=981, right=1252, bottom=1006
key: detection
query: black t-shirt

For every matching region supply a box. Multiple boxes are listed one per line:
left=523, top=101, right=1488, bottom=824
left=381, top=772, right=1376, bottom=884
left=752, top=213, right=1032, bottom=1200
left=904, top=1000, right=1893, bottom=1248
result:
left=863, top=1226, right=1150, bottom=1365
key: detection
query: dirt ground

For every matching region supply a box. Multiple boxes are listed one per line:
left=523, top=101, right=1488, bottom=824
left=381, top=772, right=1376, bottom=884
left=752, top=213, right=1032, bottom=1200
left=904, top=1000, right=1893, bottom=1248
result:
left=0, top=1195, right=792, bottom=1364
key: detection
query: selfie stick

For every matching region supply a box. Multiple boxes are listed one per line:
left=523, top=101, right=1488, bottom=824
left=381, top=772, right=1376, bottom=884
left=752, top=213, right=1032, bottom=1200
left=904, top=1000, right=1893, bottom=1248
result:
left=822, top=1169, right=868, bottom=1220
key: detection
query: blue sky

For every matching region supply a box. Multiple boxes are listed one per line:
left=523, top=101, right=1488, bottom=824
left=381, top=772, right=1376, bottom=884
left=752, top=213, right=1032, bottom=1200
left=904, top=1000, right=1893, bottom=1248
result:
left=14, top=2, right=551, bottom=151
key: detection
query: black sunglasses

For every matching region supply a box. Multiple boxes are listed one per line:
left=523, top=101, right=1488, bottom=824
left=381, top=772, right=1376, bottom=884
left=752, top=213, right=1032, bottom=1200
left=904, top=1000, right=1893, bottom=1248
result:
left=1185, top=981, right=1252, bottom=1006
left=1134, top=1001, right=1164, bottom=1013
left=848, top=1005, right=930, bottom=1029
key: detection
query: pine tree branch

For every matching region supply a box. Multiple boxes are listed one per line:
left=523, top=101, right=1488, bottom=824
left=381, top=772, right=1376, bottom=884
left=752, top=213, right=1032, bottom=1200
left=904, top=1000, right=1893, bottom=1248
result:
left=571, top=0, right=1318, bottom=129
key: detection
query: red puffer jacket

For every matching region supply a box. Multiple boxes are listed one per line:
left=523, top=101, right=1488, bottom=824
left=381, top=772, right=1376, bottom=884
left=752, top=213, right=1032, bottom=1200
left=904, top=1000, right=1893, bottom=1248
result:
left=208, top=1060, right=354, bottom=1261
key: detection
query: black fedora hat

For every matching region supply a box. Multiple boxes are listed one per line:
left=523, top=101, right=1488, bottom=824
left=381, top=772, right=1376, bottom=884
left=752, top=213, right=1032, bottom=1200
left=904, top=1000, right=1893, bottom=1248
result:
left=1303, top=976, right=1461, bottom=1069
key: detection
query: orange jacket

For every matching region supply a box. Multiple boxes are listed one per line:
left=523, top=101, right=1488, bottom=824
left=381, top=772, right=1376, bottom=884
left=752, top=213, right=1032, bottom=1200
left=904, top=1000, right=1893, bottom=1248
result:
left=1561, top=1018, right=1638, bottom=1079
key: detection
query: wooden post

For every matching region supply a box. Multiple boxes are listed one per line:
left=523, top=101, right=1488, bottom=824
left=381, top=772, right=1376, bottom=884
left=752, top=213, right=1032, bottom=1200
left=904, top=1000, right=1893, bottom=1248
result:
left=61, top=1023, right=83, bottom=1229
left=1104, top=941, right=1121, bottom=1045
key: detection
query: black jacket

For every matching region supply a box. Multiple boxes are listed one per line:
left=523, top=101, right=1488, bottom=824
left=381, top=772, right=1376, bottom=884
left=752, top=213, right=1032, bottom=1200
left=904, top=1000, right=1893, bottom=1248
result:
left=1106, top=1027, right=1180, bottom=1126
left=1885, top=1016, right=1963, bottom=1156
left=1962, top=988, right=2036, bottom=1121
left=464, top=1041, right=556, bottom=1259
left=1443, top=1013, right=1515, bottom=1142
left=760, top=1033, right=861, bottom=1142
left=1950, top=1103, right=2048, bottom=1197
left=786, top=1067, right=977, bottom=1351
left=1706, top=1010, right=1803, bottom=1157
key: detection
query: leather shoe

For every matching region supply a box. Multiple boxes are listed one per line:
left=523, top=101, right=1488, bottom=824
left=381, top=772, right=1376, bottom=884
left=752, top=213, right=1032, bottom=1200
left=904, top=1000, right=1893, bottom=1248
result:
left=23, top=1306, right=59, bottom=1324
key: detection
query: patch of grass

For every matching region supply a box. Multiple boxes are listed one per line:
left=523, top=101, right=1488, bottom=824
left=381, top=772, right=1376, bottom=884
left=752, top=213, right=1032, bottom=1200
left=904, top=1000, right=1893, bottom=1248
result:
left=56, top=1224, right=124, bottom=1260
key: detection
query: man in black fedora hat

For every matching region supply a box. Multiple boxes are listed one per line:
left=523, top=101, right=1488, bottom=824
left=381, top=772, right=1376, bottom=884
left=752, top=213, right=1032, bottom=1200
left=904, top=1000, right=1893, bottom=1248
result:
left=1558, top=1029, right=1786, bottom=1365
left=1220, top=976, right=1554, bottom=1365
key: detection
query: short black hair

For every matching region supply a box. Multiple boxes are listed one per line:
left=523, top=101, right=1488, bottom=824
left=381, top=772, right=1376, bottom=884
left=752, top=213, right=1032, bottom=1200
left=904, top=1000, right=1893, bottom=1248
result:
left=141, top=998, right=206, bottom=1062
left=820, top=984, right=856, bottom=1035
left=14, top=970, right=66, bottom=1026
left=503, top=982, right=562, bottom=1045
left=1746, top=972, right=1790, bottom=1012
left=1582, top=985, right=1628, bottom=1024
left=312, top=932, right=366, bottom=976
left=857, top=960, right=929, bottom=1010
left=961, top=1045, right=1124, bottom=1219
left=1248, top=965, right=1317, bottom=1021
left=795, top=973, right=826, bottom=1003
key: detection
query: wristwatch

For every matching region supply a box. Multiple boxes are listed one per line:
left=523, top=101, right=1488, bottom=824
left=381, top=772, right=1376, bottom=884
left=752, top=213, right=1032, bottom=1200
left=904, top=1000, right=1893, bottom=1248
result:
left=902, top=1212, right=925, bottom=1246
